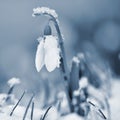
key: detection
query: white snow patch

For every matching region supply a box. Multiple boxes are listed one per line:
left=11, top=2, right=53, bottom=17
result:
left=60, top=113, right=84, bottom=120
left=0, top=105, right=43, bottom=120
left=79, top=76, right=89, bottom=88
left=109, top=80, right=120, bottom=120
left=45, top=106, right=60, bottom=120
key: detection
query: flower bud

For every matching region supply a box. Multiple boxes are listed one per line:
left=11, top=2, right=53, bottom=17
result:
left=44, top=25, right=52, bottom=35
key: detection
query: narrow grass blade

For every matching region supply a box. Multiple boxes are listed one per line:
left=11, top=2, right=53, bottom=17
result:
left=31, top=102, right=34, bottom=120
left=23, top=94, right=35, bottom=120
left=10, top=91, right=26, bottom=116
left=41, top=106, right=52, bottom=120
left=88, top=101, right=107, bottom=119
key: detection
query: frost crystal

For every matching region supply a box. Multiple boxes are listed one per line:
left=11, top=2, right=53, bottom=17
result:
left=7, top=78, right=21, bottom=87
left=32, top=7, right=58, bottom=19
left=35, top=35, right=61, bottom=72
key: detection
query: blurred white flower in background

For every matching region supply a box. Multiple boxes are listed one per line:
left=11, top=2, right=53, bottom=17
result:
left=35, top=35, right=61, bottom=72
left=7, top=78, right=21, bottom=88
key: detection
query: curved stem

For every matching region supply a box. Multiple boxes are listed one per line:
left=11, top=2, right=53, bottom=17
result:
left=49, top=18, right=69, bottom=81
left=49, top=18, right=72, bottom=112
left=34, top=12, right=71, bottom=112
left=34, top=12, right=69, bottom=81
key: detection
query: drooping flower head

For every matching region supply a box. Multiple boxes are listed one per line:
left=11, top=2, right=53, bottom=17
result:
left=33, top=7, right=62, bottom=73
left=35, top=35, right=61, bottom=72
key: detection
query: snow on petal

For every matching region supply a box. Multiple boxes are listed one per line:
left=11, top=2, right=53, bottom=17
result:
left=7, top=78, right=21, bottom=87
left=35, top=39, right=45, bottom=72
left=0, top=103, right=44, bottom=120
left=60, top=113, right=84, bottom=120
left=45, top=48, right=60, bottom=72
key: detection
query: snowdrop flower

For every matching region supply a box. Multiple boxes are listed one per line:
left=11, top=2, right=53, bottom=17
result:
left=35, top=35, right=61, bottom=72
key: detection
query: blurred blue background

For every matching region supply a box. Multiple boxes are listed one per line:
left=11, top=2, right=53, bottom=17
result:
left=0, top=0, right=120, bottom=106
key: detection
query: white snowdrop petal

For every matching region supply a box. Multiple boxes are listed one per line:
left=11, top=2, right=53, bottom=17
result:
left=45, top=48, right=60, bottom=72
left=44, top=35, right=61, bottom=72
left=35, top=39, right=45, bottom=72
left=60, top=113, right=83, bottom=120
left=45, top=52, right=57, bottom=72
left=44, top=35, right=58, bottom=50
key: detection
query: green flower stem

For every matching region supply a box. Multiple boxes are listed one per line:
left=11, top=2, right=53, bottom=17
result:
left=34, top=12, right=71, bottom=112
left=49, top=16, right=72, bottom=112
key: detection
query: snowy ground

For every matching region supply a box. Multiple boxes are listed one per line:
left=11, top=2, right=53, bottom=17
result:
left=110, top=80, right=120, bottom=120
left=0, top=79, right=120, bottom=120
